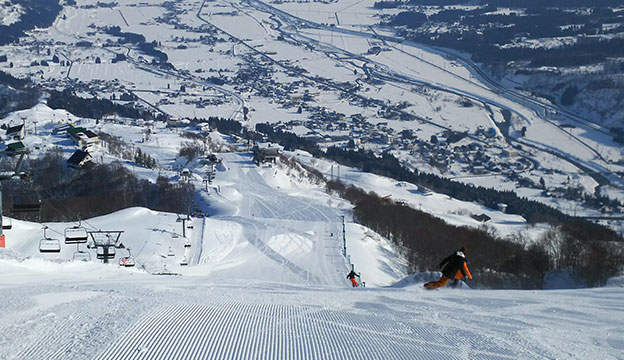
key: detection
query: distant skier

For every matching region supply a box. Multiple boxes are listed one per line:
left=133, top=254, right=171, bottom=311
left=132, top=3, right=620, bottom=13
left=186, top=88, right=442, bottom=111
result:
left=424, top=247, right=472, bottom=290
left=346, top=269, right=359, bottom=287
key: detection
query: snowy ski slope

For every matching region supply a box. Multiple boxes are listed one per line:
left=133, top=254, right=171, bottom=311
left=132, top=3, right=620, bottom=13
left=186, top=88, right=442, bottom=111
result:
left=0, top=267, right=623, bottom=359
left=1, top=150, right=623, bottom=359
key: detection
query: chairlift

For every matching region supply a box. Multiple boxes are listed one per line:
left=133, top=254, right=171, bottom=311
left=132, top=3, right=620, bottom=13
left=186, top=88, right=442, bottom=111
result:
left=180, top=257, right=188, bottom=266
left=39, top=238, right=61, bottom=253
left=2, top=217, right=12, bottom=230
left=39, top=226, right=61, bottom=253
left=184, top=239, right=191, bottom=248
left=96, top=246, right=116, bottom=259
left=167, top=246, right=175, bottom=257
left=153, top=264, right=180, bottom=276
left=119, top=248, right=136, bottom=267
left=73, top=251, right=91, bottom=262
left=119, top=256, right=136, bottom=267
left=172, top=232, right=179, bottom=239
left=65, top=225, right=88, bottom=244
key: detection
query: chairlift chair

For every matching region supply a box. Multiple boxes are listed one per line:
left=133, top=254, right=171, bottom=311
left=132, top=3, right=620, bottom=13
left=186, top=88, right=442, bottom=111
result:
left=73, top=251, right=91, bottom=262
left=119, top=248, right=136, bottom=267
left=119, top=256, right=136, bottom=267
left=39, top=226, right=61, bottom=253
left=39, top=238, right=61, bottom=253
left=180, top=256, right=188, bottom=266
left=2, top=217, right=12, bottom=230
left=184, top=239, right=191, bottom=248
left=167, top=247, right=175, bottom=256
left=65, top=226, right=88, bottom=244
left=96, top=246, right=116, bottom=259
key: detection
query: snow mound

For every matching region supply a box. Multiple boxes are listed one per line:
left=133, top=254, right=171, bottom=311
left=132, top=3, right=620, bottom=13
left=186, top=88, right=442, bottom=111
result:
left=606, top=276, right=624, bottom=287
left=543, top=269, right=586, bottom=289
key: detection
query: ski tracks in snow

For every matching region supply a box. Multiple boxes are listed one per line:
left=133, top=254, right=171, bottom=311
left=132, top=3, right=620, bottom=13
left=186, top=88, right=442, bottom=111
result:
left=92, top=294, right=545, bottom=360
left=93, top=301, right=461, bottom=360
left=2, top=281, right=621, bottom=360
left=1, top=287, right=140, bottom=360
left=202, top=153, right=346, bottom=285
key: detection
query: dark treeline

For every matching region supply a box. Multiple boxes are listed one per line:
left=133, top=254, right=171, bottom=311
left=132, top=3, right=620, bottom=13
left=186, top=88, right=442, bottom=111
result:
left=254, top=123, right=321, bottom=156
left=389, top=12, right=428, bottom=27
left=0, top=0, right=62, bottom=45
left=105, top=27, right=146, bottom=44
left=47, top=89, right=165, bottom=120
left=375, top=0, right=623, bottom=9
left=384, top=2, right=624, bottom=68
left=400, top=29, right=623, bottom=68
left=0, top=71, right=41, bottom=116
left=103, top=26, right=170, bottom=67
left=527, top=40, right=624, bottom=67
left=137, top=41, right=170, bottom=66
left=322, top=146, right=621, bottom=245
left=206, top=116, right=243, bottom=135
left=611, top=128, right=624, bottom=145
left=2, top=149, right=192, bottom=221
left=487, top=0, right=621, bottom=7
left=0, top=71, right=32, bottom=89
left=327, top=180, right=624, bottom=288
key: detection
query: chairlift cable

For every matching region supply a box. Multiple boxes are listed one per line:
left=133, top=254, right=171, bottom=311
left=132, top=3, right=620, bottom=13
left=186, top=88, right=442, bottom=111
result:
left=36, top=188, right=100, bottom=232
left=36, top=223, right=65, bottom=238
left=34, top=196, right=83, bottom=233
left=5, top=141, right=107, bottom=247
left=43, top=226, right=65, bottom=238
left=20, top=182, right=137, bottom=262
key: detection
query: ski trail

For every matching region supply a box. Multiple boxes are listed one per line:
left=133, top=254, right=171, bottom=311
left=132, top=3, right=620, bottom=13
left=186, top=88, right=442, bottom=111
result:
left=226, top=153, right=336, bottom=223
left=3, top=279, right=617, bottom=360
left=242, top=217, right=322, bottom=284
left=199, top=218, right=239, bottom=265
left=94, top=300, right=529, bottom=359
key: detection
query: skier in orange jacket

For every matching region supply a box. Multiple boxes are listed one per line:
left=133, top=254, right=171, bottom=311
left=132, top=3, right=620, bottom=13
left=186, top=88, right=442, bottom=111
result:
left=424, top=247, right=473, bottom=289
left=346, top=269, right=359, bottom=287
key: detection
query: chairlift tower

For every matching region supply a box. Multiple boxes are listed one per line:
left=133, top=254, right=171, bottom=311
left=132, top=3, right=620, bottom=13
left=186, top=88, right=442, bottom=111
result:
left=176, top=213, right=189, bottom=238
left=87, top=230, right=124, bottom=264
left=341, top=215, right=346, bottom=256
